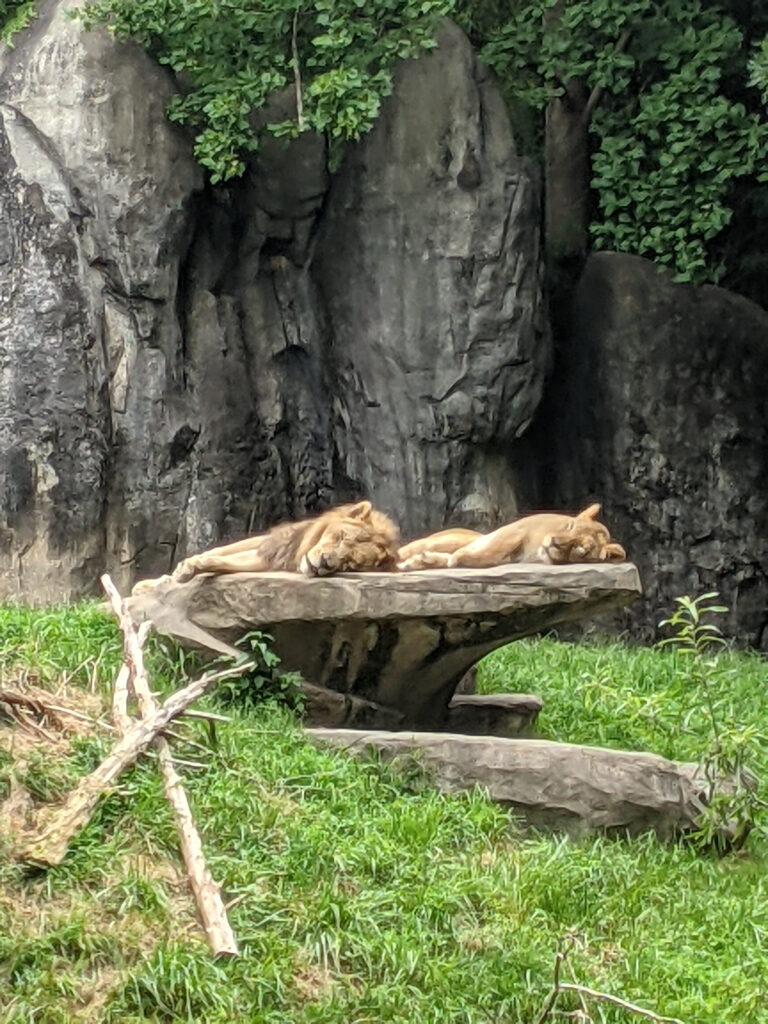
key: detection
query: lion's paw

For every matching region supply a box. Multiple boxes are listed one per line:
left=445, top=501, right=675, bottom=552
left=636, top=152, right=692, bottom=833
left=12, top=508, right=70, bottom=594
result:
left=172, top=559, right=199, bottom=584
left=131, top=574, right=171, bottom=596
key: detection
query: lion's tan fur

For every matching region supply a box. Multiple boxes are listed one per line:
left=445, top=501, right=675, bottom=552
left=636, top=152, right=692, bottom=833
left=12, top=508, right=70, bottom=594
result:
left=398, top=505, right=626, bottom=570
left=132, top=502, right=400, bottom=593
left=397, top=528, right=483, bottom=571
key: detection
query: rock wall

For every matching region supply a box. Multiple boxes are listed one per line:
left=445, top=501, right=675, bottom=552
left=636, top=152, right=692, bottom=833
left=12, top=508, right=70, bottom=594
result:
left=314, top=29, right=546, bottom=533
left=520, top=252, right=768, bottom=645
left=0, top=5, right=548, bottom=599
left=0, top=0, right=202, bottom=599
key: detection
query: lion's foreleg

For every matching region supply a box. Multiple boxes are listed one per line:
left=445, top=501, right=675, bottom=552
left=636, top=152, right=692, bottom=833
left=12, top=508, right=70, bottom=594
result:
left=397, top=551, right=453, bottom=571
left=173, top=549, right=271, bottom=582
left=192, top=534, right=267, bottom=558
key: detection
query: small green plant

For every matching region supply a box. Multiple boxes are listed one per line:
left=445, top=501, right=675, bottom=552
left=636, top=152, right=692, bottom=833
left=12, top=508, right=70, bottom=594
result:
left=0, top=0, right=36, bottom=45
left=659, top=592, right=764, bottom=850
left=212, top=630, right=304, bottom=711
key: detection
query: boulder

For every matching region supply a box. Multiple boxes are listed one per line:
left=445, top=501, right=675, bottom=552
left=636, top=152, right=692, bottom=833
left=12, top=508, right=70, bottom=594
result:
left=299, top=682, right=404, bottom=731
left=314, top=20, right=549, bottom=534
left=308, top=728, right=743, bottom=844
left=126, top=562, right=641, bottom=728
left=0, top=0, right=201, bottom=599
left=446, top=693, right=542, bottom=737
left=519, top=252, right=768, bottom=644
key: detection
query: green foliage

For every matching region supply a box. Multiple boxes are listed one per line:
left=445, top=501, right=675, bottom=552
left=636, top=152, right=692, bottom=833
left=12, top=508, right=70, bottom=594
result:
left=212, top=629, right=305, bottom=710
left=590, top=9, right=768, bottom=283
left=748, top=33, right=768, bottom=101
left=658, top=592, right=765, bottom=851
left=0, top=0, right=35, bottom=44
left=78, top=0, right=451, bottom=181
left=455, top=0, right=768, bottom=287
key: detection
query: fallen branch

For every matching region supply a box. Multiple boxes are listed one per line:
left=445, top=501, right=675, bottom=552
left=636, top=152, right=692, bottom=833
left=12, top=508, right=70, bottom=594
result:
left=535, top=935, right=686, bottom=1024
left=557, top=984, right=685, bottom=1024
left=180, top=709, right=232, bottom=724
left=0, top=690, right=64, bottom=734
left=20, top=660, right=251, bottom=869
left=162, top=726, right=212, bottom=757
left=100, top=574, right=240, bottom=957
left=40, top=704, right=116, bottom=731
left=106, top=590, right=150, bottom=732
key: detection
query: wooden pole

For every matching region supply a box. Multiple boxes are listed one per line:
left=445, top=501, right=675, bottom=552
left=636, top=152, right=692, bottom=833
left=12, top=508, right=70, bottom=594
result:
left=100, top=574, right=240, bottom=957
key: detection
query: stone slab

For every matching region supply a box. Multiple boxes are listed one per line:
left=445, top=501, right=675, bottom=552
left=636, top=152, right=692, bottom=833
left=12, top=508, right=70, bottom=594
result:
left=307, top=728, right=736, bottom=843
left=446, top=693, right=542, bottom=737
left=127, top=563, right=641, bottom=728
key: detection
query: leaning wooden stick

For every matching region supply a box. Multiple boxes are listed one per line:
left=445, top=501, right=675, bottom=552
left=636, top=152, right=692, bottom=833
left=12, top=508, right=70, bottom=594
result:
left=111, top=620, right=150, bottom=731
left=21, top=649, right=252, bottom=872
left=101, top=574, right=240, bottom=957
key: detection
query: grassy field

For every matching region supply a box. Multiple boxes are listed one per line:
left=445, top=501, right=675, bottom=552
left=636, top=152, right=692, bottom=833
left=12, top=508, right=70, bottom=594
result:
left=0, top=603, right=766, bottom=1024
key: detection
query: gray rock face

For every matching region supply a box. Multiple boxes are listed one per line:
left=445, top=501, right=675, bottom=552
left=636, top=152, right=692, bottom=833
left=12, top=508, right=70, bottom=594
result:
left=522, top=252, right=768, bottom=644
left=0, top=8, right=548, bottom=601
left=315, top=21, right=548, bottom=533
left=0, top=0, right=201, bottom=599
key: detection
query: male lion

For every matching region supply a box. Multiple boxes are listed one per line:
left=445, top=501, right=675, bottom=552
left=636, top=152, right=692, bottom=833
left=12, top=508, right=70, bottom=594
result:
left=132, top=501, right=400, bottom=594
left=397, top=504, right=626, bottom=570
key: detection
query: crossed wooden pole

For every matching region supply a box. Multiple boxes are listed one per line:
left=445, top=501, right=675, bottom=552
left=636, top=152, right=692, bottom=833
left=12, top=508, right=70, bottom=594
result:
left=20, top=574, right=253, bottom=957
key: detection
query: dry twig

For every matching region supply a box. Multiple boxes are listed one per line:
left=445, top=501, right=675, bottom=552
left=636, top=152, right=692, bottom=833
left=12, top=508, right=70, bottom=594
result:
left=535, top=935, right=686, bottom=1024
left=291, top=9, right=304, bottom=131
left=0, top=690, right=64, bottom=738
left=557, top=985, right=685, bottom=1024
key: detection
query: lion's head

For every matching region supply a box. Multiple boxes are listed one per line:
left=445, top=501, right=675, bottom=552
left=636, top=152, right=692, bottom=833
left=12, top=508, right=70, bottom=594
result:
left=299, top=501, right=400, bottom=577
left=541, top=504, right=626, bottom=564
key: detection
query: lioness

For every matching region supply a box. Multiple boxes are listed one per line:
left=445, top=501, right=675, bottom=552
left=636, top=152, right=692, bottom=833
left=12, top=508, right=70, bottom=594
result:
left=132, top=501, right=400, bottom=594
left=397, top=504, right=625, bottom=570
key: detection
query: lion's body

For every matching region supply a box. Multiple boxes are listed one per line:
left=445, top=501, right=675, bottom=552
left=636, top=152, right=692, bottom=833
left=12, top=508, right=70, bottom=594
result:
left=132, top=502, right=400, bottom=593
left=397, top=528, right=483, bottom=571
left=398, top=506, right=625, bottom=570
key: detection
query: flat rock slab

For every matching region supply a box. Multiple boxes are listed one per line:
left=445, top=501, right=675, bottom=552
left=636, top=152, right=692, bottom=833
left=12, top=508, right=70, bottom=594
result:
left=308, top=729, right=726, bottom=842
left=127, top=563, right=641, bottom=728
left=446, top=693, right=543, bottom=737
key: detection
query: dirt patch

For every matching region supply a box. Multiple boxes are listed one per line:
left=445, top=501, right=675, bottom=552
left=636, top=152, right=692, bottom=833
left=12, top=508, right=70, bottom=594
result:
left=0, top=677, right=111, bottom=848
left=0, top=675, right=109, bottom=758
left=292, top=959, right=337, bottom=1001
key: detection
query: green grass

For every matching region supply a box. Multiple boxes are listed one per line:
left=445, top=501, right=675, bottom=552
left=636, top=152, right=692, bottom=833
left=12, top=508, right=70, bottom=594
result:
left=478, top=637, right=768, bottom=778
left=1, top=605, right=766, bottom=1023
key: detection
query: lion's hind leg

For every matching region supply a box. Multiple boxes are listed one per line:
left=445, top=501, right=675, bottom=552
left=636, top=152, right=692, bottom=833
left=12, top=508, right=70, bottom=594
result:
left=447, top=531, right=525, bottom=569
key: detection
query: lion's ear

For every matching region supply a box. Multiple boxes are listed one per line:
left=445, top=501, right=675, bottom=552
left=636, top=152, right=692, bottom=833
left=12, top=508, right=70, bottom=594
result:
left=578, top=503, right=602, bottom=520
left=605, top=542, right=626, bottom=562
left=346, top=500, right=373, bottom=520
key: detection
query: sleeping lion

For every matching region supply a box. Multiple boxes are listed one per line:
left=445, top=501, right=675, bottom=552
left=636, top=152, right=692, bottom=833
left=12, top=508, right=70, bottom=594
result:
left=397, top=504, right=626, bottom=570
left=132, top=501, right=400, bottom=594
